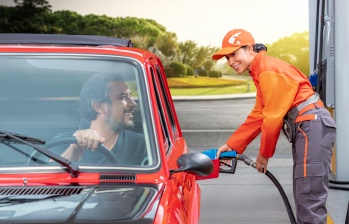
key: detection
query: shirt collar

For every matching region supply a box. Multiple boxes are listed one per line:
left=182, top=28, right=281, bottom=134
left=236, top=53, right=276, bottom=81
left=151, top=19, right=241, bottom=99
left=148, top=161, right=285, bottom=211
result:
left=249, top=51, right=266, bottom=76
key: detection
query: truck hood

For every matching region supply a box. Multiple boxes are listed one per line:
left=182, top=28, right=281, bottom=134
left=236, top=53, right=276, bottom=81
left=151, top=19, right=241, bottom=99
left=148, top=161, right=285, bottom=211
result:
left=0, top=184, right=162, bottom=224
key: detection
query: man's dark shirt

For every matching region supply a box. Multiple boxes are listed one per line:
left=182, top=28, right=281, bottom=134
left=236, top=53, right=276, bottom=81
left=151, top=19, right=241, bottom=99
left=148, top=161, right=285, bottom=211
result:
left=49, top=130, right=147, bottom=165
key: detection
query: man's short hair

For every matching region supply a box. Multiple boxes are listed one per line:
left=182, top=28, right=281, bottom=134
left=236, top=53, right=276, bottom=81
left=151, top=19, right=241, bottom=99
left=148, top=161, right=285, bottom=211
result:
left=79, top=73, right=123, bottom=120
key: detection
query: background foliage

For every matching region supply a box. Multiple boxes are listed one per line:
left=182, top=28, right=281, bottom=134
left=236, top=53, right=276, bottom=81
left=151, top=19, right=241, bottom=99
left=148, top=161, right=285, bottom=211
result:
left=185, top=65, right=194, bottom=76
left=163, top=67, right=175, bottom=78
left=0, top=0, right=220, bottom=73
left=0, top=0, right=309, bottom=77
left=265, top=31, right=309, bottom=76
left=0, top=0, right=61, bottom=33
left=170, top=61, right=186, bottom=77
left=198, top=70, right=208, bottom=77
left=209, top=71, right=220, bottom=78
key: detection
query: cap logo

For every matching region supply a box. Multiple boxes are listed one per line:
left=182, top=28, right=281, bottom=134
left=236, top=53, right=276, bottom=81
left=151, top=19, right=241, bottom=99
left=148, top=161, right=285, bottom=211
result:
left=228, top=32, right=242, bottom=44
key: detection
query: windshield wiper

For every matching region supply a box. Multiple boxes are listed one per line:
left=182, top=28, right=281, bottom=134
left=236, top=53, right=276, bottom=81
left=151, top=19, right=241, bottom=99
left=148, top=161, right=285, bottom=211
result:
left=0, top=131, right=79, bottom=177
left=0, top=195, right=70, bottom=207
left=0, top=131, right=45, bottom=144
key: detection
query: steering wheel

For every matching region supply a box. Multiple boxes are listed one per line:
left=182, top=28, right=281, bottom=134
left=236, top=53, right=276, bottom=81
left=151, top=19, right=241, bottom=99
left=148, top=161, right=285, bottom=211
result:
left=27, top=137, right=118, bottom=165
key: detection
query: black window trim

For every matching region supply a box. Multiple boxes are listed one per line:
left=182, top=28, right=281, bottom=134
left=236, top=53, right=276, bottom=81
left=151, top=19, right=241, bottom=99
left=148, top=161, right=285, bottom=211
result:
left=154, top=64, right=178, bottom=142
left=149, top=66, right=173, bottom=153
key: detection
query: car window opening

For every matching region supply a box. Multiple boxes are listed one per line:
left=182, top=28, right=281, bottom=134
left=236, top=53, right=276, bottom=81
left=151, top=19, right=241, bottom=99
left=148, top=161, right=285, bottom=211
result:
left=0, top=57, right=157, bottom=170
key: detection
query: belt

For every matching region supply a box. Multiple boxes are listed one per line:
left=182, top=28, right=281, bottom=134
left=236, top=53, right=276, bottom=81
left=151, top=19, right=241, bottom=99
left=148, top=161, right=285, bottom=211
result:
left=282, top=93, right=324, bottom=143
left=295, top=99, right=324, bottom=123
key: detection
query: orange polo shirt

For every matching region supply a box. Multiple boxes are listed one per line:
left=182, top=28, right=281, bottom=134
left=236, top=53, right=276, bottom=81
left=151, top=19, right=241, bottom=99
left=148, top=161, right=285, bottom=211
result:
left=226, top=51, right=314, bottom=157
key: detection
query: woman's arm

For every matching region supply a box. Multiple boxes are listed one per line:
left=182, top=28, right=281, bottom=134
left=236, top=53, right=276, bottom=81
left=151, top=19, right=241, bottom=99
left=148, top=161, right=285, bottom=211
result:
left=258, top=71, right=299, bottom=157
left=225, top=95, right=264, bottom=154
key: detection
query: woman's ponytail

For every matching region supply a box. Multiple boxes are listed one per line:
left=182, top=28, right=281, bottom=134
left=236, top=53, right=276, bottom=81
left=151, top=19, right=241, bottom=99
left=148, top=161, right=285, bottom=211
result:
left=241, top=43, right=267, bottom=53
left=253, top=43, right=267, bottom=53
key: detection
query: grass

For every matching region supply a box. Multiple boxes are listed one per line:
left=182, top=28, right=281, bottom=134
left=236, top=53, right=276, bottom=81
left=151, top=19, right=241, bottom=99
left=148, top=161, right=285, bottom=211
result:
left=167, top=77, right=246, bottom=88
left=169, top=81, right=256, bottom=96
left=125, top=79, right=256, bottom=97
left=125, top=80, right=138, bottom=96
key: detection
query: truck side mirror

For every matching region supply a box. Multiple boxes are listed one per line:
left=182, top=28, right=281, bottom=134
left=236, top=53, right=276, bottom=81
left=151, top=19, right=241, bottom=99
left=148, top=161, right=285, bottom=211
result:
left=170, top=153, right=214, bottom=177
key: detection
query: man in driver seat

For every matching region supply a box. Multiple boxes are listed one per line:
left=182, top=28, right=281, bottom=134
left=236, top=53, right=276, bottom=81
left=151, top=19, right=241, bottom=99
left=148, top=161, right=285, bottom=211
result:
left=56, top=73, right=147, bottom=165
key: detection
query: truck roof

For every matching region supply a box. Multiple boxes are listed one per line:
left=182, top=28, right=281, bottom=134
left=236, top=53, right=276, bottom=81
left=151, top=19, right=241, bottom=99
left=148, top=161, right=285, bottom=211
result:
left=0, top=34, right=133, bottom=47
left=0, top=34, right=157, bottom=62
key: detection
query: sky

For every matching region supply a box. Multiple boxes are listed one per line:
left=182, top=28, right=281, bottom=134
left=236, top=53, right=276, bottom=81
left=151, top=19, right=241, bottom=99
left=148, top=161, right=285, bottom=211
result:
left=1, top=0, right=309, bottom=47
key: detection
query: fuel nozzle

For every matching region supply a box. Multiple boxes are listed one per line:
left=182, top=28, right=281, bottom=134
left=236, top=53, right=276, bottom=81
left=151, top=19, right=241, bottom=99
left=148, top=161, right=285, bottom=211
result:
left=201, top=149, right=238, bottom=174
left=237, top=154, right=256, bottom=168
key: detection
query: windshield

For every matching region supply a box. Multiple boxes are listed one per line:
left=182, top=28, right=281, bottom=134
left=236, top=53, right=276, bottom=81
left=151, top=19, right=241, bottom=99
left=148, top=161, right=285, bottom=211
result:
left=0, top=56, right=157, bottom=170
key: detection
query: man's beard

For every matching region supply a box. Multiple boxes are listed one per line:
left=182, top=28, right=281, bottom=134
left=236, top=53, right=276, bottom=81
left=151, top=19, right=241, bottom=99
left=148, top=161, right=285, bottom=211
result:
left=106, top=109, right=134, bottom=132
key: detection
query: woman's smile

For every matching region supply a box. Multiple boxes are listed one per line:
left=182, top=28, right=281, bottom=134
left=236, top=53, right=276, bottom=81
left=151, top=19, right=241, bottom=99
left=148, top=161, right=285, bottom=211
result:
left=233, top=63, right=240, bottom=70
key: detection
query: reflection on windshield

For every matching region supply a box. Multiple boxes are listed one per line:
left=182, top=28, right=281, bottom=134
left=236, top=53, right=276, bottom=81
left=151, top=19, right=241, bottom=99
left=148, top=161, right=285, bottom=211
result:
left=0, top=185, right=157, bottom=222
left=76, top=187, right=156, bottom=221
left=0, top=194, right=84, bottom=221
left=0, top=58, right=153, bottom=168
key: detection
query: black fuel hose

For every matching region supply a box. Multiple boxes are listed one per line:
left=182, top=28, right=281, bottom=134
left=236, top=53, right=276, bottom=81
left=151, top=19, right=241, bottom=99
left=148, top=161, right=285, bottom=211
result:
left=236, top=154, right=297, bottom=224
left=265, top=170, right=297, bottom=224
left=328, top=179, right=349, bottom=191
left=329, top=184, right=349, bottom=191
left=328, top=177, right=349, bottom=191
left=329, top=179, right=349, bottom=185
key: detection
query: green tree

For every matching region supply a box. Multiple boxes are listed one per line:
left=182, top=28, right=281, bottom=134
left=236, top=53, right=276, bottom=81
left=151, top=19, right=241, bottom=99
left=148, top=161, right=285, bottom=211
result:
left=198, top=70, right=208, bottom=77
left=185, top=65, right=194, bottom=76
left=178, top=40, right=198, bottom=65
left=156, top=32, right=178, bottom=57
left=203, top=46, right=220, bottom=72
left=192, top=45, right=220, bottom=71
left=0, top=2, right=168, bottom=50
left=209, top=70, right=220, bottom=78
left=0, top=0, right=61, bottom=33
left=44, top=10, right=84, bottom=35
left=265, top=31, right=309, bottom=76
left=45, top=12, right=167, bottom=49
left=170, top=61, right=186, bottom=77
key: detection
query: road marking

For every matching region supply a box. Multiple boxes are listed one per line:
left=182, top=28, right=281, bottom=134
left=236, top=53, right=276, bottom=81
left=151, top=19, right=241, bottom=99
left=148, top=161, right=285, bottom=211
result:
left=182, top=130, right=236, bottom=132
left=327, top=213, right=334, bottom=224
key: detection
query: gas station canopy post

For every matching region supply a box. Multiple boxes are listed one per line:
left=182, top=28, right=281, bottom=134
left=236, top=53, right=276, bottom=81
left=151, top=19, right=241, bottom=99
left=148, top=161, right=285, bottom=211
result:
left=334, top=0, right=349, bottom=181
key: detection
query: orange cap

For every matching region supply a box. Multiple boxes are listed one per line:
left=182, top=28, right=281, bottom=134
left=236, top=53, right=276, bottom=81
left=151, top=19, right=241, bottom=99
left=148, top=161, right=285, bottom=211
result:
left=212, top=29, right=255, bottom=60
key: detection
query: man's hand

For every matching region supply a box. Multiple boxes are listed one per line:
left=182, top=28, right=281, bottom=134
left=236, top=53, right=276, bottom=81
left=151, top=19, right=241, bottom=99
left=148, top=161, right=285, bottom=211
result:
left=217, top=144, right=233, bottom=167
left=255, top=153, right=269, bottom=173
left=73, top=129, right=105, bottom=151
left=58, top=130, right=105, bottom=162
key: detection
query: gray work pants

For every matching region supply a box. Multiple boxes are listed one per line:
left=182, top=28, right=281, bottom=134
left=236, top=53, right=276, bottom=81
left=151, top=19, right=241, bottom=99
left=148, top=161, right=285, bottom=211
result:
left=292, top=106, right=336, bottom=224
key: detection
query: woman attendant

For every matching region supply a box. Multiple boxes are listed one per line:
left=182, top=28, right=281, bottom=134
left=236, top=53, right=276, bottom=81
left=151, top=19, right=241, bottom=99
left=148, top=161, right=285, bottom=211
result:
left=214, top=29, right=337, bottom=224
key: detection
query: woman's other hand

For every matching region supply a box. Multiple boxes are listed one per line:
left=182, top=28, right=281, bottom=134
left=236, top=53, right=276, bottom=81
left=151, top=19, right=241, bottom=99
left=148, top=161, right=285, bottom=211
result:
left=255, top=152, right=269, bottom=173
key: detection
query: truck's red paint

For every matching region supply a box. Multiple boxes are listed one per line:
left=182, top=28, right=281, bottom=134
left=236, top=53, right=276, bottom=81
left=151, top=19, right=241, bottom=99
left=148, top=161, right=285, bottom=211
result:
left=0, top=44, right=208, bottom=224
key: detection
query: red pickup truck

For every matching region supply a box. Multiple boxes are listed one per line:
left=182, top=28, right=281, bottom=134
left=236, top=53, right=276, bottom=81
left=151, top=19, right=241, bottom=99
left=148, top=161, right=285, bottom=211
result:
left=0, top=34, right=216, bottom=224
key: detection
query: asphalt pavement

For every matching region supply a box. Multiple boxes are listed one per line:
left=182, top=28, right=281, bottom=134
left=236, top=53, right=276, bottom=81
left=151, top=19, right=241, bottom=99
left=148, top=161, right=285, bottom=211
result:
left=173, top=98, right=295, bottom=224
left=173, top=98, right=344, bottom=224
